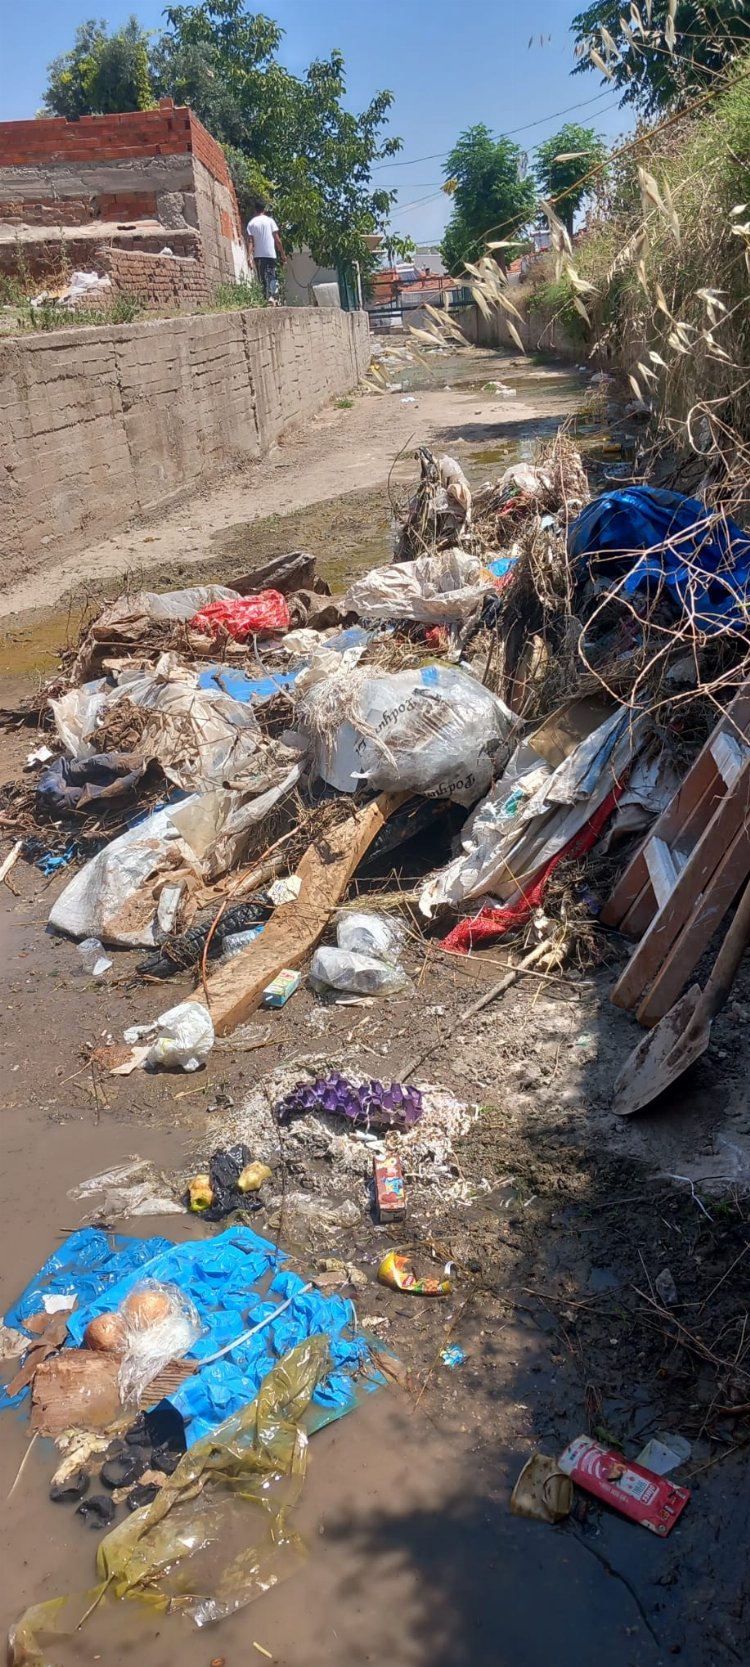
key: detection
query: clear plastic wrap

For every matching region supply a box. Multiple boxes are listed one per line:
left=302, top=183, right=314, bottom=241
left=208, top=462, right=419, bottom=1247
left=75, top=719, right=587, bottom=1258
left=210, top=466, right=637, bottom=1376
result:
left=310, top=946, right=408, bottom=996
left=115, top=1279, right=202, bottom=1405
left=335, top=910, right=405, bottom=962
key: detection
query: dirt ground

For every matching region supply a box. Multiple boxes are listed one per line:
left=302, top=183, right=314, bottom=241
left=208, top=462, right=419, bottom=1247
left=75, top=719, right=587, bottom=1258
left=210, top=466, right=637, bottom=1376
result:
left=1, top=347, right=749, bottom=1667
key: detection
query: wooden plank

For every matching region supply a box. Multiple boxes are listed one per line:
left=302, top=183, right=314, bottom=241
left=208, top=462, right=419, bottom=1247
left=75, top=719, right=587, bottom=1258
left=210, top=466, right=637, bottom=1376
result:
left=201, top=792, right=409, bottom=1036
left=644, top=837, right=679, bottom=911
left=710, top=730, right=748, bottom=789
left=601, top=850, right=650, bottom=931
left=611, top=767, right=750, bottom=1012
left=637, top=820, right=750, bottom=1024
left=601, top=687, right=750, bottom=931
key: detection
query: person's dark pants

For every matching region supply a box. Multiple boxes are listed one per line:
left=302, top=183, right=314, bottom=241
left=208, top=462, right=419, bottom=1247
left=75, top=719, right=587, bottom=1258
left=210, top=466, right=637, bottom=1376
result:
left=256, top=257, right=279, bottom=299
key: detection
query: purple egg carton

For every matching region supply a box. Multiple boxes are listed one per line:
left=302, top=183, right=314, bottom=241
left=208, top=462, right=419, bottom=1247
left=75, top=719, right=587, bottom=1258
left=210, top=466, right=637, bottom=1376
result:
left=274, top=1070, right=423, bottom=1131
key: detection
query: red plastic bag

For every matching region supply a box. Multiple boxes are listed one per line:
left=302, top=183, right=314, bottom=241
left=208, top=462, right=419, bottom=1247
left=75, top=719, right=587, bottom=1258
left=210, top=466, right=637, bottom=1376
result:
left=190, top=591, right=290, bottom=641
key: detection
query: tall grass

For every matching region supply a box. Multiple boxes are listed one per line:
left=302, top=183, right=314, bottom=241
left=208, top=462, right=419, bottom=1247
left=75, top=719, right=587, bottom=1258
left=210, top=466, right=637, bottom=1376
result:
left=555, top=56, right=750, bottom=475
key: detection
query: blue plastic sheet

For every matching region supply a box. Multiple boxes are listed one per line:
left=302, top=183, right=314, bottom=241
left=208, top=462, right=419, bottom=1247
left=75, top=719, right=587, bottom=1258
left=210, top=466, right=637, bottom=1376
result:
left=0, top=1229, right=173, bottom=1411
left=568, top=485, right=750, bottom=633
left=198, top=666, right=300, bottom=704
left=4, top=1226, right=375, bottom=1442
left=4, top=1229, right=172, bottom=1336
left=489, top=554, right=517, bottom=579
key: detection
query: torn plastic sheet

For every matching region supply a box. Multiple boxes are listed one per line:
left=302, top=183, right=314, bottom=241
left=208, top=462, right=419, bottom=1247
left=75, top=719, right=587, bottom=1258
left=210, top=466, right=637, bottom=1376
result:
left=69, top=1158, right=183, bottom=1225
left=100, top=584, right=241, bottom=626
left=47, top=799, right=203, bottom=947
left=598, top=746, right=681, bottom=850
left=47, top=762, right=302, bottom=945
left=420, top=707, right=650, bottom=915
left=9, top=1336, right=373, bottom=1665
left=568, top=484, right=750, bottom=634
left=191, top=591, right=291, bottom=641
left=2, top=1223, right=382, bottom=1444
left=198, top=665, right=300, bottom=704
left=51, top=654, right=262, bottom=793
left=55, top=1225, right=375, bottom=1443
left=345, top=549, right=491, bottom=625
left=37, top=752, right=149, bottom=815
left=442, top=783, right=623, bottom=952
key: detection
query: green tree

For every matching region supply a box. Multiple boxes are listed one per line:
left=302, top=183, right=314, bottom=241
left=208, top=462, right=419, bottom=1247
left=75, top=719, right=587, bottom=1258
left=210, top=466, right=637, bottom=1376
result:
left=43, top=16, right=154, bottom=117
left=440, top=125, right=536, bottom=274
left=152, top=1, right=401, bottom=265
left=42, top=3, right=399, bottom=266
left=571, top=1, right=750, bottom=115
left=43, top=19, right=108, bottom=118
left=534, top=123, right=607, bottom=234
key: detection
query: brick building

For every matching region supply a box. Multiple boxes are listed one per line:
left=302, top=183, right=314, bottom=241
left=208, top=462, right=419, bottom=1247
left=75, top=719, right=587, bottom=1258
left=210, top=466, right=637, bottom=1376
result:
left=0, top=100, right=249, bottom=305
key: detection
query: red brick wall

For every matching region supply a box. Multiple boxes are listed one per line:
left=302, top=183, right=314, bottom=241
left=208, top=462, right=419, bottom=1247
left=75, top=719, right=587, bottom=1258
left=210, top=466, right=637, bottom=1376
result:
left=0, top=107, right=194, bottom=168
left=0, top=227, right=201, bottom=282
left=0, top=107, right=240, bottom=217
left=0, top=199, right=94, bottom=225
left=103, top=245, right=210, bottom=310
left=186, top=113, right=234, bottom=194
left=96, top=191, right=158, bottom=222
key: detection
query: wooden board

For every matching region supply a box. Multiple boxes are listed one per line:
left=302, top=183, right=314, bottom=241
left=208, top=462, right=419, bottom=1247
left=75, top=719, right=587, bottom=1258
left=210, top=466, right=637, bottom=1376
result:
left=637, top=819, right=750, bottom=1025
left=611, top=767, right=750, bottom=1013
left=602, top=687, right=750, bottom=934
left=201, top=791, right=409, bottom=1036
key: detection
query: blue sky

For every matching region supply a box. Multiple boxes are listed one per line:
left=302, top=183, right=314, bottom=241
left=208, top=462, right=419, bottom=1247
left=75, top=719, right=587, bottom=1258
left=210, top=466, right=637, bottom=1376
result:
left=0, top=1, right=630, bottom=243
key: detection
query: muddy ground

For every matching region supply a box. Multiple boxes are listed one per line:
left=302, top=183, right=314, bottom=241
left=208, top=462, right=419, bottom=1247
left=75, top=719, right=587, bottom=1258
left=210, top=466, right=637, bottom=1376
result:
left=1, top=348, right=749, bottom=1667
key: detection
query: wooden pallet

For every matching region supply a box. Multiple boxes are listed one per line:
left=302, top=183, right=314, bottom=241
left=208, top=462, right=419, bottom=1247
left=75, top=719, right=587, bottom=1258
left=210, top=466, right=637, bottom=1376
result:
left=602, top=687, right=750, bottom=1025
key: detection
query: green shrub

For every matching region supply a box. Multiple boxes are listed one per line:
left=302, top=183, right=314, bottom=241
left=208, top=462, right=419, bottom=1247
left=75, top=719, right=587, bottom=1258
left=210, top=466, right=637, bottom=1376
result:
left=211, top=278, right=268, bottom=312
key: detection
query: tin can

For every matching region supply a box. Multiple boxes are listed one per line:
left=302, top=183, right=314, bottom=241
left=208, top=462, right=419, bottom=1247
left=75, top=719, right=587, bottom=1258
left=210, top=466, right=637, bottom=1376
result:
left=558, top=1436, right=690, bottom=1535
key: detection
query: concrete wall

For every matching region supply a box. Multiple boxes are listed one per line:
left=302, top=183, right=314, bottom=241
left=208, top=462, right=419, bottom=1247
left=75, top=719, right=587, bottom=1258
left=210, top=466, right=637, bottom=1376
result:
left=454, top=294, right=583, bottom=359
left=0, top=306, right=370, bottom=577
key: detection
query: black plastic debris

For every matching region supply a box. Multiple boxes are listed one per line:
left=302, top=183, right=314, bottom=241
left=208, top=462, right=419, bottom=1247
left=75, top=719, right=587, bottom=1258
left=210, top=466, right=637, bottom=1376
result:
left=76, top=1494, right=116, bottom=1529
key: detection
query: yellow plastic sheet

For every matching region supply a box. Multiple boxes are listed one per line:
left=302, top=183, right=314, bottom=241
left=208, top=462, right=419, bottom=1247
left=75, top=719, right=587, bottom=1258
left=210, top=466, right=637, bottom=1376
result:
left=10, top=1336, right=330, bottom=1665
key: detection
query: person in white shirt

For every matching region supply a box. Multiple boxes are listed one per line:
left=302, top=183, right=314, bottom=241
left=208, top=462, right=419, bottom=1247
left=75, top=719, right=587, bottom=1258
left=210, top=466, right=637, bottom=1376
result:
left=246, top=200, right=286, bottom=301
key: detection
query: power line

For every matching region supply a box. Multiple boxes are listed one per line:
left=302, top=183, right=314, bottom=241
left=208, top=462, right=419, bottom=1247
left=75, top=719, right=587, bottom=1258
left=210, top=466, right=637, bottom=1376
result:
left=373, top=88, right=622, bottom=173
left=389, top=188, right=447, bottom=218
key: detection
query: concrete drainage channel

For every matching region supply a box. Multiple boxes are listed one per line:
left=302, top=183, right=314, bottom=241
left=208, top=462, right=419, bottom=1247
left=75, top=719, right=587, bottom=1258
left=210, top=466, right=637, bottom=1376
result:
left=1, top=350, right=749, bottom=1667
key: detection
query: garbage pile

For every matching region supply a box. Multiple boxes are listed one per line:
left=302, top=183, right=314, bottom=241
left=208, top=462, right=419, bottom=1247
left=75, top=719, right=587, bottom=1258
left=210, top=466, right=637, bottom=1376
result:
left=0, top=1223, right=390, bottom=1658
left=4, top=435, right=750, bottom=1052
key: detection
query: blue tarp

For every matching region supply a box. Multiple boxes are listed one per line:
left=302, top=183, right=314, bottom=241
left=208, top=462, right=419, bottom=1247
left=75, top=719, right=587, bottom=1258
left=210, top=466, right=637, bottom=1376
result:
left=568, top=485, right=750, bottom=633
left=198, top=666, right=299, bottom=703
left=2, top=1226, right=377, bottom=1443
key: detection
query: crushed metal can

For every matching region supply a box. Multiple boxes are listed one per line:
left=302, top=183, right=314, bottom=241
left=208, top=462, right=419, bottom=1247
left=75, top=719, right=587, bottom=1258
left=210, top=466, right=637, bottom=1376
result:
left=558, top=1435, right=690, bottom=1535
left=373, top=1155, right=405, bottom=1222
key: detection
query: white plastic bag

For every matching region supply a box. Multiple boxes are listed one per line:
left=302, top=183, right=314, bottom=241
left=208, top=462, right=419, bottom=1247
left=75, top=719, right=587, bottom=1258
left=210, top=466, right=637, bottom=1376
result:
left=310, top=946, right=408, bottom=996
left=123, top=1000, right=214, bottom=1071
left=346, top=549, right=489, bottom=625
left=50, top=681, right=108, bottom=759
left=296, top=660, right=513, bottom=807
left=116, top=1280, right=202, bottom=1405
left=336, top=911, right=404, bottom=963
left=49, top=801, right=203, bottom=947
